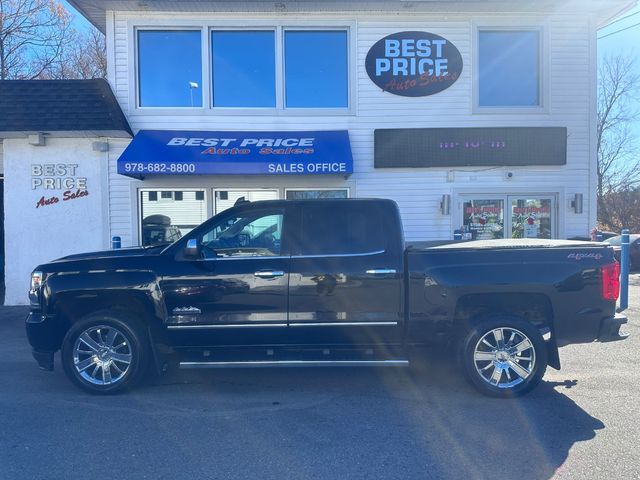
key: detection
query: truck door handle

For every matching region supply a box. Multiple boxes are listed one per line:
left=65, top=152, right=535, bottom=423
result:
left=366, top=269, right=397, bottom=275
left=254, top=270, right=285, bottom=279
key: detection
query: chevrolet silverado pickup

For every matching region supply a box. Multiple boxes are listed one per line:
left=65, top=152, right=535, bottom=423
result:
left=26, top=198, right=627, bottom=397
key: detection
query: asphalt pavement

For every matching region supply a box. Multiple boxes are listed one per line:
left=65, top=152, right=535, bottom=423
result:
left=1, top=278, right=639, bottom=480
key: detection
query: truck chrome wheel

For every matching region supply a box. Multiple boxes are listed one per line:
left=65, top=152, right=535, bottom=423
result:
left=72, top=325, right=133, bottom=386
left=473, top=327, right=536, bottom=389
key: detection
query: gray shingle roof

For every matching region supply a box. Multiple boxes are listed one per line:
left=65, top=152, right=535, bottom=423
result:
left=0, top=79, right=132, bottom=137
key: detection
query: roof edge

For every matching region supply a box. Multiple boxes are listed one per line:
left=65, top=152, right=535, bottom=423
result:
left=67, top=0, right=105, bottom=33
left=0, top=131, right=133, bottom=140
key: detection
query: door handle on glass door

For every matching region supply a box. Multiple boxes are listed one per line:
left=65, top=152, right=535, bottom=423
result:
left=254, top=270, right=285, bottom=279
left=365, top=269, right=397, bottom=275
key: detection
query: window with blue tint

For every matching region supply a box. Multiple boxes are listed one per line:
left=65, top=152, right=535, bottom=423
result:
left=138, top=30, right=202, bottom=107
left=478, top=30, right=540, bottom=107
left=211, top=31, right=276, bottom=108
left=285, top=31, right=349, bottom=108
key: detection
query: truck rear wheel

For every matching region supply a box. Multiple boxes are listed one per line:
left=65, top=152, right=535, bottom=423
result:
left=61, top=311, right=149, bottom=394
left=460, top=316, right=548, bottom=397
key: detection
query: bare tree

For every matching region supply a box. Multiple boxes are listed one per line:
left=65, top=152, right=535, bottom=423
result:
left=597, top=54, right=640, bottom=226
left=43, top=26, right=107, bottom=79
left=0, top=0, right=72, bottom=80
left=599, top=188, right=640, bottom=232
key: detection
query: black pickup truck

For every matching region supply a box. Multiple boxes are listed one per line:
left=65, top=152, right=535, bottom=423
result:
left=27, top=198, right=627, bottom=397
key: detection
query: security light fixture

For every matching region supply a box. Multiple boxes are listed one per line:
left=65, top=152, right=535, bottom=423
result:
left=28, top=133, right=46, bottom=146
left=440, top=194, right=451, bottom=215
left=571, top=193, right=584, bottom=214
left=92, top=141, right=109, bottom=152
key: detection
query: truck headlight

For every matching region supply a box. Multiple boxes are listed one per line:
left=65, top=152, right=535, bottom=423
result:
left=31, top=271, right=43, bottom=291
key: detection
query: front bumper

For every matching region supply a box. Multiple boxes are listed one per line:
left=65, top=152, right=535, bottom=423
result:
left=31, top=349, right=54, bottom=371
left=598, top=313, right=629, bottom=342
left=26, top=312, right=61, bottom=370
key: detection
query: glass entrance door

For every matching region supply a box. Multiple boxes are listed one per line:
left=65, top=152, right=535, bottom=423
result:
left=462, top=198, right=506, bottom=240
left=459, top=194, right=556, bottom=240
left=509, top=197, right=554, bottom=239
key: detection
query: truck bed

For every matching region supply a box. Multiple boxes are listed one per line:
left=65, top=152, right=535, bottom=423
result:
left=404, top=238, right=616, bottom=348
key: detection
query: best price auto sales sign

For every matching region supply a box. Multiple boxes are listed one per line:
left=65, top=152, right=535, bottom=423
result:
left=365, top=31, right=463, bottom=97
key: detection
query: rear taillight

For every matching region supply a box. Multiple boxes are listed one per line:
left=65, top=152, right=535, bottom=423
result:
left=601, top=262, right=620, bottom=301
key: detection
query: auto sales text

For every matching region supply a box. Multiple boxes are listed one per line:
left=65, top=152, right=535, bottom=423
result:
left=36, top=189, right=89, bottom=208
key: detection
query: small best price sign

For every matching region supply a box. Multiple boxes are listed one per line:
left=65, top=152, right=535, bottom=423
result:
left=365, top=31, right=463, bottom=97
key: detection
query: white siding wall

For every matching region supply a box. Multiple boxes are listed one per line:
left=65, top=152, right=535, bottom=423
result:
left=107, top=10, right=597, bottom=245
left=4, top=137, right=109, bottom=305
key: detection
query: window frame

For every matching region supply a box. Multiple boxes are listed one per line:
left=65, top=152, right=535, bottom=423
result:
left=473, top=22, right=549, bottom=114
left=134, top=26, right=207, bottom=111
left=213, top=188, right=280, bottom=215
left=138, top=187, right=209, bottom=245
left=284, top=188, right=350, bottom=200
left=282, top=27, right=352, bottom=112
left=209, top=27, right=279, bottom=110
left=453, top=188, right=562, bottom=239
left=129, top=20, right=356, bottom=116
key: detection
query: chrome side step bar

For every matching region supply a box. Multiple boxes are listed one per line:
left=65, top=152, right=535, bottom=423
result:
left=179, top=359, right=410, bottom=369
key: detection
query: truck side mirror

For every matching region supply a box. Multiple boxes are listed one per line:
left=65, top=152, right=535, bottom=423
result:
left=184, top=238, right=200, bottom=258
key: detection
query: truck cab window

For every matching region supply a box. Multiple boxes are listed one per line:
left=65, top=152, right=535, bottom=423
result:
left=298, top=204, right=385, bottom=256
left=199, top=211, right=283, bottom=258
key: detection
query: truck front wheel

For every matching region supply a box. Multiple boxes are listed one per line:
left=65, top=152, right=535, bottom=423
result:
left=461, top=316, right=548, bottom=397
left=61, top=311, right=149, bottom=394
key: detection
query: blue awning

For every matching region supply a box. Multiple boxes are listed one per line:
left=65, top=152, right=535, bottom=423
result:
left=117, top=129, right=353, bottom=178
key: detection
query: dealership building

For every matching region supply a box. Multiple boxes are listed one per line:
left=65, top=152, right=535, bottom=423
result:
left=0, top=0, right=634, bottom=305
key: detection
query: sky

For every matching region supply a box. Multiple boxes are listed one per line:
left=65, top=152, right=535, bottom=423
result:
left=598, top=3, right=640, bottom=145
left=598, top=4, right=640, bottom=58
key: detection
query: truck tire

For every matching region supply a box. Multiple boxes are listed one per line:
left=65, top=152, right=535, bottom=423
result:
left=61, top=310, right=149, bottom=394
left=460, top=316, right=548, bottom=398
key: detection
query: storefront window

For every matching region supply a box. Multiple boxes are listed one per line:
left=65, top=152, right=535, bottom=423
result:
left=478, top=30, right=540, bottom=107
left=510, top=198, right=552, bottom=239
left=284, top=31, right=348, bottom=108
left=214, top=190, right=279, bottom=215
left=211, top=31, right=276, bottom=107
left=285, top=189, right=349, bottom=200
left=137, top=30, right=203, bottom=107
left=462, top=199, right=505, bottom=240
left=140, top=190, right=207, bottom=246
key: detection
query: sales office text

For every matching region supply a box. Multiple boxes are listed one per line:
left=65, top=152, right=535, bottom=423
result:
left=268, top=163, right=347, bottom=174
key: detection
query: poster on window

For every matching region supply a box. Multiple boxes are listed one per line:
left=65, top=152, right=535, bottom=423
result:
left=462, top=200, right=505, bottom=240
left=511, top=200, right=552, bottom=239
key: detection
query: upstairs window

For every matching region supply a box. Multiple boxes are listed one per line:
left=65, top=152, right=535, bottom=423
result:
left=134, top=26, right=351, bottom=111
left=137, top=30, right=203, bottom=107
left=284, top=30, right=349, bottom=108
left=478, top=30, right=541, bottom=107
left=211, top=30, right=276, bottom=107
